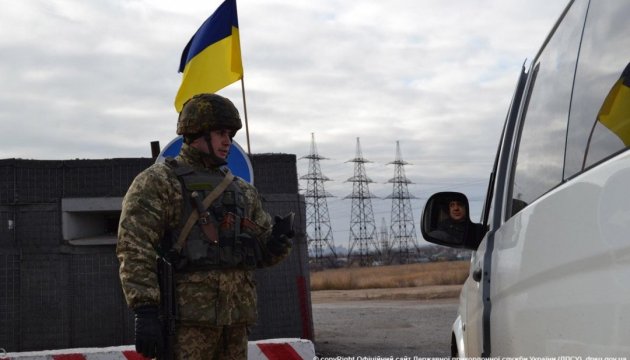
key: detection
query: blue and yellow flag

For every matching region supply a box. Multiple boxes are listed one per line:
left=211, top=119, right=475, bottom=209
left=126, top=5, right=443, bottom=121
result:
left=175, top=0, right=243, bottom=112
left=597, top=63, right=630, bottom=146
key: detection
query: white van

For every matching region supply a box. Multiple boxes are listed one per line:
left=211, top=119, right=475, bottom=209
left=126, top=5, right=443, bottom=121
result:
left=420, top=0, right=630, bottom=356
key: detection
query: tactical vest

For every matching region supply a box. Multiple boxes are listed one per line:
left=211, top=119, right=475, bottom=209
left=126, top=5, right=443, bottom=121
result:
left=165, top=158, right=262, bottom=271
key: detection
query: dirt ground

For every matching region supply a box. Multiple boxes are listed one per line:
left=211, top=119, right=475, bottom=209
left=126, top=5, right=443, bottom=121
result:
left=311, top=285, right=462, bottom=303
left=311, top=285, right=461, bottom=357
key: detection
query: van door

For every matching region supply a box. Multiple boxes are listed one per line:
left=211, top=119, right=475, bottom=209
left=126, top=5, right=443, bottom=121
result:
left=492, top=0, right=630, bottom=354
left=462, top=63, right=528, bottom=356
left=490, top=0, right=591, bottom=354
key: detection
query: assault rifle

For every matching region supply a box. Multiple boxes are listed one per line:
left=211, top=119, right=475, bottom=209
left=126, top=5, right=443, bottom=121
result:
left=157, top=254, right=176, bottom=360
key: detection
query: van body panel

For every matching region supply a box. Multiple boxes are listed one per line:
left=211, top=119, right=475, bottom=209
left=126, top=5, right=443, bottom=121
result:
left=492, top=151, right=630, bottom=355
left=463, top=247, right=483, bottom=355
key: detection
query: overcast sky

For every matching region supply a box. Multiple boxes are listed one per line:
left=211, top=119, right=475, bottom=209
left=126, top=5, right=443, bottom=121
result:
left=0, top=0, right=569, bottom=250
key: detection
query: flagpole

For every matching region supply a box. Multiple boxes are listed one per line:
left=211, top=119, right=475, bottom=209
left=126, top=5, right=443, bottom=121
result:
left=240, top=77, right=252, bottom=157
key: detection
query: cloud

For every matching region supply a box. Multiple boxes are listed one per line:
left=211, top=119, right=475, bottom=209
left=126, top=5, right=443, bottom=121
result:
left=0, top=0, right=568, bottom=248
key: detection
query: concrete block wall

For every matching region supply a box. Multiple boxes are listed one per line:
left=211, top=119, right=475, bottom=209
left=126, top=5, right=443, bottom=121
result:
left=0, top=154, right=311, bottom=352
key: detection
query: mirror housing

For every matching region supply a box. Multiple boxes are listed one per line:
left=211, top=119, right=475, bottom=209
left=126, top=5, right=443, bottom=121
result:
left=421, top=192, right=482, bottom=250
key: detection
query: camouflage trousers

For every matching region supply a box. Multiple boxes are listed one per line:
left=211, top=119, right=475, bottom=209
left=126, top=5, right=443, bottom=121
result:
left=174, top=323, right=248, bottom=360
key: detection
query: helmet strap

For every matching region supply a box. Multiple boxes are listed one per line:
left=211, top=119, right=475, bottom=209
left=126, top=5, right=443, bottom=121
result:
left=201, top=133, right=228, bottom=167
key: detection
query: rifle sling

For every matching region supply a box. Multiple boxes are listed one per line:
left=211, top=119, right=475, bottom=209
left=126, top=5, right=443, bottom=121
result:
left=173, top=171, right=235, bottom=252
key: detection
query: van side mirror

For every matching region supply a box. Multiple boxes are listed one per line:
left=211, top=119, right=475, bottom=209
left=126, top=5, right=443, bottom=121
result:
left=421, top=192, right=481, bottom=250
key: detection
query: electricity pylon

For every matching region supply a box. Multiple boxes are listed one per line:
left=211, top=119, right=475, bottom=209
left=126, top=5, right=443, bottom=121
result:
left=386, top=141, right=420, bottom=263
left=345, top=138, right=379, bottom=266
left=379, top=217, right=391, bottom=264
left=300, top=133, right=337, bottom=264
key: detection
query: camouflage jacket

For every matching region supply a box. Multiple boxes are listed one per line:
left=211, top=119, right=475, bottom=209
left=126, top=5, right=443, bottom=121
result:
left=117, top=144, right=290, bottom=326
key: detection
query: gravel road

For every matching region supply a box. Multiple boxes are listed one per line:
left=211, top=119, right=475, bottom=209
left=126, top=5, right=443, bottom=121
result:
left=312, top=288, right=459, bottom=357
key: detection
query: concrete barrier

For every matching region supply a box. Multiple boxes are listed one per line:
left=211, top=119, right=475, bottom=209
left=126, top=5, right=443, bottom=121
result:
left=1, top=339, right=315, bottom=360
left=247, top=338, right=315, bottom=359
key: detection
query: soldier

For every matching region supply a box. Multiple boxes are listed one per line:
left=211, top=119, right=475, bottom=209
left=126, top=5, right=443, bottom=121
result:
left=116, top=93, right=293, bottom=360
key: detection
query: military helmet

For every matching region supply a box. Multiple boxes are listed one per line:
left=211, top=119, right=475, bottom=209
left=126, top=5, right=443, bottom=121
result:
left=177, top=93, right=242, bottom=136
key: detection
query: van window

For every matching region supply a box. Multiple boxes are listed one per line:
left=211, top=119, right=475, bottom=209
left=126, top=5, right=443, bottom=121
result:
left=564, top=2, right=630, bottom=177
left=508, top=0, right=588, bottom=217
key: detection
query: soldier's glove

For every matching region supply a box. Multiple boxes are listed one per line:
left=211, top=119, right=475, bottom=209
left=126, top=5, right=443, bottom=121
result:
left=268, top=212, right=295, bottom=256
left=272, top=212, right=296, bottom=239
left=133, top=305, right=163, bottom=358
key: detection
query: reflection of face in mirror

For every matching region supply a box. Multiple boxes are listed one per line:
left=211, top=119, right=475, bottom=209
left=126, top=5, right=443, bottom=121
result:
left=448, top=200, right=466, bottom=222
left=427, top=195, right=469, bottom=245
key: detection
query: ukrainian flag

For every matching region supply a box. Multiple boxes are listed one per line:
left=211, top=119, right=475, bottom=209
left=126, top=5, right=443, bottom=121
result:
left=598, top=63, right=630, bottom=146
left=175, top=0, right=243, bottom=112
